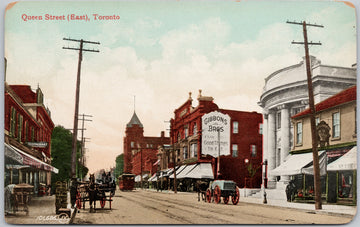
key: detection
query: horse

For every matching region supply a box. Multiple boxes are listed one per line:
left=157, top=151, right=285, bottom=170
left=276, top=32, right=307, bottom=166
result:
left=88, top=174, right=98, bottom=213
left=195, top=180, right=209, bottom=202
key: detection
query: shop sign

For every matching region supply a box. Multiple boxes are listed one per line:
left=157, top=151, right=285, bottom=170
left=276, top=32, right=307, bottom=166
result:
left=201, top=111, right=230, bottom=157
left=26, top=142, right=48, bottom=148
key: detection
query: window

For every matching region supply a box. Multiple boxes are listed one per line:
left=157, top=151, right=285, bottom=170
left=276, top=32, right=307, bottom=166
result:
left=183, top=146, right=188, bottom=159
left=184, top=126, right=189, bottom=138
left=296, top=122, right=303, bottom=145
left=24, top=121, right=28, bottom=142
left=131, top=141, right=135, bottom=148
left=233, top=121, right=238, bottom=134
left=250, top=145, right=257, bottom=157
left=332, top=112, right=340, bottom=138
left=277, top=112, right=281, bottom=129
left=190, top=143, right=198, bottom=158
left=259, top=123, right=263, bottom=135
left=232, top=144, right=238, bottom=157
left=10, top=107, right=16, bottom=137
left=193, top=123, right=197, bottom=135
left=18, top=115, right=23, bottom=142
left=315, top=117, right=320, bottom=126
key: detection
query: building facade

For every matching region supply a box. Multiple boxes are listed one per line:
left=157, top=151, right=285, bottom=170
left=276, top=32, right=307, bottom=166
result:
left=4, top=83, right=57, bottom=193
left=258, top=56, right=356, bottom=188
left=123, top=112, right=170, bottom=176
left=288, top=86, right=356, bottom=203
left=169, top=90, right=263, bottom=188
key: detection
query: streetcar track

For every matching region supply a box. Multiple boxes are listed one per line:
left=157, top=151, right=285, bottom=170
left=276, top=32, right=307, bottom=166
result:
left=120, top=194, right=194, bottom=224
left=128, top=191, right=318, bottom=224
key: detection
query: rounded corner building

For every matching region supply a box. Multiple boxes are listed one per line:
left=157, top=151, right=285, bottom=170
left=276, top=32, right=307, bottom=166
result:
left=258, top=56, right=356, bottom=189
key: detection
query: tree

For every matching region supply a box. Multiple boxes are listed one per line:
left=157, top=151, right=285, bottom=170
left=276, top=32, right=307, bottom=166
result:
left=51, top=125, right=87, bottom=190
left=114, top=154, right=124, bottom=183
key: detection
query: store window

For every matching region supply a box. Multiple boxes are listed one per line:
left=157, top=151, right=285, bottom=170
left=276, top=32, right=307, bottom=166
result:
left=233, top=121, right=238, bottom=134
left=332, top=112, right=340, bottom=138
left=296, top=122, right=303, bottom=145
left=232, top=144, right=238, bottom=157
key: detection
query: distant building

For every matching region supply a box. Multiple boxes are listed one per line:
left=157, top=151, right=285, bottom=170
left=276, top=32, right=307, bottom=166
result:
left=287, top=86, right=356, bottom=203
left=4, top=83, right=58, bottom=193
left=258, top=56, right=356, bottom=188
left=123, top=112, right=170, bottom=176
left=168, top=90, right=263, bottom=188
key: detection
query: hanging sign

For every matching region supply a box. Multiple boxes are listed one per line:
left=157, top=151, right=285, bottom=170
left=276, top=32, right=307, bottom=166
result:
left=201, top=111, right=230, bottom=157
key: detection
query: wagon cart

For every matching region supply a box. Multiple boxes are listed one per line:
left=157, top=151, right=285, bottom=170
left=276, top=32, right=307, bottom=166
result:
left=13, top=184, right=34, bottom=215
left=205, top=180, right=240, bottom=205
left=76, top=180, right=114, bottom=210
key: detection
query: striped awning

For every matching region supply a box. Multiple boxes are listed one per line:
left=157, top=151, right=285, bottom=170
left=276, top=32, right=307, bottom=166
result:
left=5, top=143, right=58, bottom=174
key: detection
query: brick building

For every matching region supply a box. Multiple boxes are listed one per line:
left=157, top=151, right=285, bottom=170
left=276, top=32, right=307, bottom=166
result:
left=4, top=83, right=57, bottom=193
left=123, top=112, right=170, bottom=176
left=169, top=90, right=263, bottom=188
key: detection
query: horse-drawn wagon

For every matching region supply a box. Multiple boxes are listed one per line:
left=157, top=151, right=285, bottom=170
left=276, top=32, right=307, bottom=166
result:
left=75, top=174, right=115, bottom=212
left=205, top=180, right=240, bottom=205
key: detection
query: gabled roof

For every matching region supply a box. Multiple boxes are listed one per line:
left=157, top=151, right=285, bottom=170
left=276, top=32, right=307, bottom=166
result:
left=127, top=112, right=143, bottom=128
left=292, top=86, right=356, bottom=119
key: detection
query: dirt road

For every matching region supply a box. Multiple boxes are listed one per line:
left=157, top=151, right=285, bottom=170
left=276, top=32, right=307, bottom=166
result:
left=73, top=189, right=354, bottom=225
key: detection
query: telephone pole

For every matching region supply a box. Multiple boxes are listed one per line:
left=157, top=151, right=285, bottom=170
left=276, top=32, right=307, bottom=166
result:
left=63, top=38, right=100, bottom=179
left=79, top=114, right=92, bottom=180
left=287, top=20, right=323, bottom=210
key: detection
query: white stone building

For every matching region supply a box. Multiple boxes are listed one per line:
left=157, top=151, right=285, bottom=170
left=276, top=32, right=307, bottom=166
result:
left=258, top=56, right=356, bottom=189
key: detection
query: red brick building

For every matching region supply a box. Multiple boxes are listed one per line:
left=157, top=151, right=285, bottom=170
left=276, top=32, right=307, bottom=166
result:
left=123, top=112, right=170, bottom=175
left=169, top=90, right=263, bottom=188
left=4, top=83, right=57, bottom=192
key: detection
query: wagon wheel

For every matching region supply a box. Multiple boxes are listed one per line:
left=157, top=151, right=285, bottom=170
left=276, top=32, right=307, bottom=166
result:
left=214, top=186, right=221, bottom=204
left=206, top=188, right=212, bottom=203
left=223, top=196, right=229, bottom=204
left=231, top=186, right=240, bottom=205
left=75, top=192, right=82, bottom=209
left=100, top=197, right=106, bottom=208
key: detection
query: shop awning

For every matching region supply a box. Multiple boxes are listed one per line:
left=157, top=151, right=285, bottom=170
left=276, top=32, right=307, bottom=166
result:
left=169, top=165, right=187, bottom=179
left=148, top=173, right=157, bottom=182
left=5, top=143, right=59, bottom=174
left=176, top=164, right=198, bottom=179
left=327, top=146, right=357, bottom=171
left=135, top=175, right=141, bottom=182
left=183, top=163, right=214, bottom=179
left=270, top=150, right=325, bottom=176
left=153, top=159, right=160, bottom=166
left=301, top=151, right=327, bottom=176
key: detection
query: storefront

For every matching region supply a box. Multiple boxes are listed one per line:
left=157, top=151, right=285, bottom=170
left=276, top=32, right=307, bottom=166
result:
left=4, top=143, right=58, bottom=194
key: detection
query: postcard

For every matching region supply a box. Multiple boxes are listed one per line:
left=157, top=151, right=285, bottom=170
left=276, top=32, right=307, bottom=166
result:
left=3, top=0, right=358, bottom=225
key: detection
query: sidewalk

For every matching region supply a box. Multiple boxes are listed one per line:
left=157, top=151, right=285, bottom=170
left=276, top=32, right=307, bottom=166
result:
left=237, top=194, right=356, bottom=217
left=144, top=188, right=356, bottom=217
left=4, top=195, right=71, bottom=224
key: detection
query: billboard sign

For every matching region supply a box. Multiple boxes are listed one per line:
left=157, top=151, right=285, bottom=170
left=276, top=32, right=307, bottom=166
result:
left=201, top=111, right=230, bottom=157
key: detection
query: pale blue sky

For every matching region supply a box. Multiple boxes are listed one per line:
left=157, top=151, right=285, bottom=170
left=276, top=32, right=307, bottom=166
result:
left=4, top=0, right=357, bottom=172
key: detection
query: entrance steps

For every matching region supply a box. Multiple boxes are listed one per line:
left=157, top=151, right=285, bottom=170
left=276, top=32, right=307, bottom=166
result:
left=243, top=182, right=288, bottom=200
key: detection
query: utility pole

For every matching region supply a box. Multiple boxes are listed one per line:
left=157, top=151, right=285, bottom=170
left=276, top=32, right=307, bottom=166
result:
left=287, top=20, right=323, bottom=210
left=79, top=114, right=93, bottom=181
left=63, top=38, right=100, bottom=179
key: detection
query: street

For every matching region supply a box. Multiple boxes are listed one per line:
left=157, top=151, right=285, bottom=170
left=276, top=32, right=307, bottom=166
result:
left=73, top=189, right=354, bottom=225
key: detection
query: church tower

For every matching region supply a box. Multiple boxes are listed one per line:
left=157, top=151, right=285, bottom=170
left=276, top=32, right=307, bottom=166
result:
left=123, top=111, right=144, bottom=173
